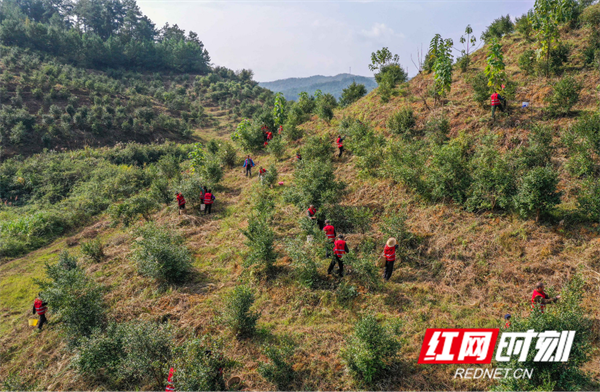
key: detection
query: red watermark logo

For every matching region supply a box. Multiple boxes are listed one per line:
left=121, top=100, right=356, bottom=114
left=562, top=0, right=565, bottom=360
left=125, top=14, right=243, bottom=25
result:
left=418, top=329, right=499, bottom=364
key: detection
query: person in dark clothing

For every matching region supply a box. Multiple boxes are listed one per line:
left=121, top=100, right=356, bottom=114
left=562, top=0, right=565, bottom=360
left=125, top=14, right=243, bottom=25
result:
left=32, top=295, right=48, bottom=330
left=503, top=314, right=511, bottom=329
left=243, top=155, right=255, bottom=177
left=491, top=91, right=506, bottom=119
left=328, top=235, right=349, bottom=277
left=296, top=152, right=302, bottom=161
left=336, top=135, right=344, bottom=158
left=176, top=192, right=186, bottom=215
left=382, top=237, right=398, bottom=281
left=204, top=189, right=215, bottom=214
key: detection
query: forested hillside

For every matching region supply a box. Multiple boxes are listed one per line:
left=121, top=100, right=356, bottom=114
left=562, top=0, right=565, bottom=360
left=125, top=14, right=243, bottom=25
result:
left=1, top=0, right=600, bottom=391
left=0, top=0, right=272, bottom=159
left=260, top=73, right=377, bottom=100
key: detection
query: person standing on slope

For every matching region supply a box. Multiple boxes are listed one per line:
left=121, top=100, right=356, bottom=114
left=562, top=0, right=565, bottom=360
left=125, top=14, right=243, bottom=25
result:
left=204, top=189, right=215, bottom=215
left=329, top=234, right=349, bottom=277
left=32, top=294, right=48, bottom=331
left=323, top=219, right=336, bottom=257
left=382, top=237, right=398, bottom=281
left=336, top=135, right=344, bottom=158
left=243, top=155, right=255, bottom=177
left=491, top=91, right=506, bottom=119
left=176, top=192, right=186, bottom=215
left=531, top=282, right=560, bottom=313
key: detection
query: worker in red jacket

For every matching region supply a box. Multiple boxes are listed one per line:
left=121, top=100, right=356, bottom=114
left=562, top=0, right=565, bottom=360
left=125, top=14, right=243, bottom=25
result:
left=382, top=237, right=398, bottom=281
left=323, top=220, right=336, bottom=257
left=531, top=282, right=560, bottom=313
left=503, top=314, right=511, bottom=329
left=328, top=234, right=349, bottom=277
left=32, top=294, right=48, bottom=331
left=259, top=167, right=267, bottom=184
left=176, top=192, right=186, bottom=215
left=204, top=189, right=215, bottom=215
left=491, top=91, right=506, bottom=119
left=165, top=368, right=175, bottom=392
left=336, top=135, right=344, bottom=158
left=266, top=131, right=273, bottom=141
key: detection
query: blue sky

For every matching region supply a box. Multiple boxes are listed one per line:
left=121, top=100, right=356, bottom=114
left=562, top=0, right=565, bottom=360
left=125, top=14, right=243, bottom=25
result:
left=137, top=0, right=534, bottom=82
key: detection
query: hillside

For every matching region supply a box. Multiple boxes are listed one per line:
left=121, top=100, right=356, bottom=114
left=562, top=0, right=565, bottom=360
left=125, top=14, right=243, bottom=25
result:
left=2, top=2, right=600, bottom=392
left=259, top=73, right=377, bottom=100
left=0, top=0, right=272, bottom=160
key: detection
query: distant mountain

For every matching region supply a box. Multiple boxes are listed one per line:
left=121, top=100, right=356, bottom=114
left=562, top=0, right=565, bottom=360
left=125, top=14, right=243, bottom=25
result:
left=259, top=73, right=377, bottom=101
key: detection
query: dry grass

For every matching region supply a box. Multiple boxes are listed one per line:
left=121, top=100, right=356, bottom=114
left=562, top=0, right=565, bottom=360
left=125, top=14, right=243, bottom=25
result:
left=2, top=26, right=600, bottom=390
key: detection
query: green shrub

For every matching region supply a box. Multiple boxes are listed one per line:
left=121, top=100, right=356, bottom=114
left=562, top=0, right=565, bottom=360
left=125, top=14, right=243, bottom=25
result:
left=517, top=124, right=554, bottom=169
left=37, top=251, right=105, bottom=341
left=466, top=139, right=517, bottom=211
left=563, top=113, right=600, bottom=177
left=282, top=121, right=304, bottom=141
left=546, top=75, right=582, bottom=116
left=339, top=81, right=368, bottom=107
left=318, top=204, right=372, bottom=234
left=301, top=134, right=334, bottom=161
left=224, top=285, right=260, bottom=338
left=200, top=157, right=224, bottom=187
left=343, top=252, right=381, bottom=292
left=218, top=141, right=238, bottom=168
left=493, top=275, right=594, bottom=391
left=80, top=239, right=105, bottom=263
left=73, top=321, right=173, bottom=389
left=241, top=213, right=276, bottom=272
left=258, top=339, right=296, bottom=390
left=172, top=337, right=228, bottom=391
left=150, top=177, right=172, bottom=206
left=426, top=136, right=472, bottom=203
left=345, top=121, right=386, bottom=177
left=109, top=195, right=158, bottom=226
left=581, top=2, right=600, bottom=26
left=266, top=134, right=285, bottom=160
left=284, top=159, right=344, bottom=208
left=232, top=119, right=265, bottom=152
left=424, top=114, right=450, bottom=145
left=515, top=11, right=534, bottom=40
left=468, top=71, right=490, bottom=108
left=514, top=166, right=562, bottom=221
left=316, top=93, right=337, bottom=122
left=576, top=179, right=600, bottom=221
left=285, top=238, right=322, bottom=289
left=385, top=139, right=428, bottom=195
left=341, top=315, right=400, bottom=384
left=387, top=107, right=416, bottom=137
left=374, top=64, right=408, bottom=86
left=262, top=164, right=278, bottom=188
left=156, top=154, right=182, bottom=180
left=518, top=49, right=537, bottom=75
left=481, top=14, right=514, bottom=42
left=132, top=223, right=192, bottom=284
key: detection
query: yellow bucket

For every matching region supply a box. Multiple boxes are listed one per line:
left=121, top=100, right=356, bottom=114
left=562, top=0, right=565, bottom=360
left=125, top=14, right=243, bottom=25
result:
left=28, top=319, right=38, bottom=327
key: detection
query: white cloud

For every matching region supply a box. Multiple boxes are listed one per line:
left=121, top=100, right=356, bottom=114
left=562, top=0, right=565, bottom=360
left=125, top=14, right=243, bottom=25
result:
left=360, top=23, right=404, bottom=40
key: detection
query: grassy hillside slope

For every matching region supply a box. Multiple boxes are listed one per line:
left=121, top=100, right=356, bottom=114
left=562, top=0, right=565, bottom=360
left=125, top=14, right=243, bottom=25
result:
left=1, top=7, right=600, bottom=392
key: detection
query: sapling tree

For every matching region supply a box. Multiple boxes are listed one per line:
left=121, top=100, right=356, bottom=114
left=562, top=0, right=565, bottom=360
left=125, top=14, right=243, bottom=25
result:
left=272, top=92, right=286, bottom=128
left=457, top=25, right=478, bottom=71
left=430, top=34, right=454, bottom=100
left=530, top=0, right=576, bottom=77
left=368, top=47, right=400, bottom=76
left=485, top=38, right=507, bottom=94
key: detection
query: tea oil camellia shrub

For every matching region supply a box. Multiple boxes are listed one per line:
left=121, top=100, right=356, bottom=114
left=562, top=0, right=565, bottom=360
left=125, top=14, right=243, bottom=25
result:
left=341, top=314, right=401, bottom=385
left=258, top=338, right=297, bottom=390
left=387, top=107, right=417, bottom=138
left=172, top=337, right=229, bottom=391
left=73, top=321, right=173, bottom=389
left=224, top=285, right=260, bottom=338
left=80, top=239, right=105, bottom=263
left=132, top=223, right=192, bottom=285
left=37, top=251, right=106, bottom=342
